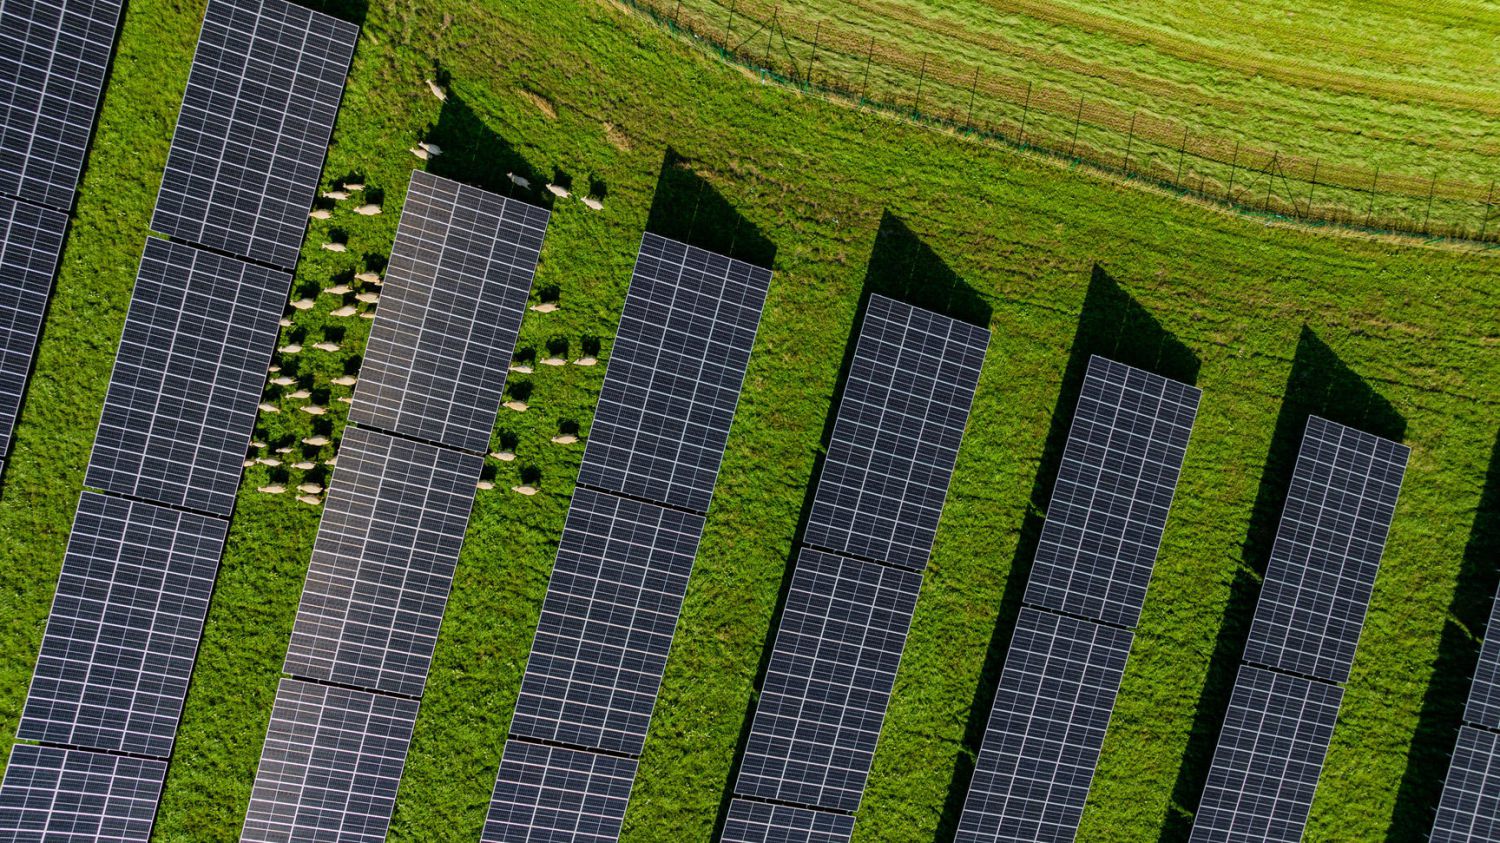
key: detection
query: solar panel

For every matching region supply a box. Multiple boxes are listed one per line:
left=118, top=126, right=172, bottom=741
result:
left=1021, top=356, right=1199, bottom=628
left=0, top=744, right=165, bottom=843
left=150, top=0, right=357, bottom=269
left=801, top=294, right=989, bottom=570
left=0, top=197, right=68, bottom=458
left=735, top=547, right=923, bottom=813
left=85, top=238, right=291, bottom=515
left=481, top=740, right=637, bottom=843
left=1431, top=726, right=1500, bottom=843
left=722, top=799, right=856, bottom=843
left=576, top=232, right=772, bottom=513
left=0, top=0, right=124, bottom=210
left=282, top=426, right=482, bottom=698
left=1188, top=665, right=1344, bottom=843
left=1466, top=594, right=1500, bottom=731
left=1243, top=415, right=1409, bottom=684
left=241, top=678, right=419, bottom=843
left=16, top=491, right=226, bottom=759
left=349, top=170, right=547, bottom=453
left=509, top=487, right=705, bottom=755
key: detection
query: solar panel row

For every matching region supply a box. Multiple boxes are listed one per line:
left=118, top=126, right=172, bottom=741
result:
left=0, top=744, right=165, bottom=843
left=483, top=235, right=772, bottom=840
left=0, top=197, right=68, bottom=461
left=956, top=356, right=1199, bottom=843
left=732, top=296, right=987, bottom=827
left=722, top=798, right=856, bottom=843
left=1189, top=416, right=1408, bottom=843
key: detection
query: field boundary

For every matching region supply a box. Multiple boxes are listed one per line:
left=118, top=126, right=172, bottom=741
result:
left=623, top=0, right=1500, bottom=247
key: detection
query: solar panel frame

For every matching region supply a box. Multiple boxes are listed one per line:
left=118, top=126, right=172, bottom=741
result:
left=1430, top=726, right=1500, bottom=843
left=955, top=607, right=1134, bottom=843
left=282, top=426, right=482, bottom=698
left=576, top=232, right=772, bottom=513
left=0, top=197, right=68, bottom=459
left=481, top=740, right=637, bottom=843
left=1465, top=593, right=1500, bottom=731
left=241, top=678, right=419, bottom=843
left=150, top=0, right=358, bottom=269
left=349, top=170, right=547, bottom=453
left=801, top=294, right=989, bottom=570
left=509, top=486, right=705, bottom=756
left=721, top=799, right=856, bottom=843
left=1242, top=415, right=1410, bottom=684
left=16, top=491, right=227, bottom=759
left=1188, top=665, right=1344, bottom=843
left=1021, top=355, right=1200, bottom=628
left=735, top=547, right=924, bottom=813
left=0, top=0, right=124, bottom=210
left=0, top=743, right=166, bottom=843
left=84, top=238, right=291, bottom=515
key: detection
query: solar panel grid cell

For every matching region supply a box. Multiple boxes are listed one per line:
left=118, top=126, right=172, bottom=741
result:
left=16, top=492, right=226, bottom=759
left=801, top=294, right=989, bottom=570
left=480, top=740, right=637, bottom=843
left=282, top=425, right=482, bottom=698
left=509, top=487, right=705, bottom=756
left=576, top=232, right=773, bottom=513
left=722, top=798, right=856, bottom=843
left=350, top=170, right=547, bottom=453
left=0, top=0, right=124, bottom=210
left=1187, top=665, right=1344, bottom=843
left=0, top=744, right=166, bottom=843
left=1243, top=415, right=1410, bottom=684
left=1464, top=595, right=1500, bottom=731
left=0, top=197, right=68, bottom=458
left=151, top=0, right=357, bottom=268
left=85, top=238, right=291, bottom=515
left=1021, top=356, right=1200, bottom=628
left=1430, top=726, right=1500, bottom=843
left=955, top=607, right=1134, bottom=843
left=241, top=678, right=418, bottom=843
left=735, top=548, right=924, bottom=813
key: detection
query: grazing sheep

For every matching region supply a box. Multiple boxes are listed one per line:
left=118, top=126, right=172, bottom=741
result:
left=288, top=389, right=311, bottom=399
left=546, top=183, right=570, bottom=198
left=504, top=400, right=528, bottom=412
left=290, top=298, right=315, bottom=310
left=355, top=292, right=380, bottom=304
left=332, top=375, right=358, bottom=386
left=278, top=343, right=302, bottom=354
left=529, top=302, right=558, bottom=313
left=551, top=434, right=578, bottom=445
left=297, top=483, right=324, bottom=494
left=324, top=456, right=338, bottom=467
left=512, top=485, right=538, bottom=496
left=271, top=376, right=296, bottom=386
left=268, top=365, right=281, bottom=373
left=508, top=172, right=531, bottom=189
left=491, top=450, right=515, bottom=462
left=309, top=208, right=332, bottom=220
left=312, top=341, right=340, bottom=352
left=425, top=78, right=447, bottom=101
left=353, top=204, right=381, bottom=216
left=330, top=305, right=358, bottom=317
left=418, top=141, right=442, bottom=156
left=321, top=189, right=350, bottom=200
left=343, top=182, right=365, bottom=191
left=509, top=364, right=533, bottom=374
left=581, top=196, right=603, bottom=211
left=292, top=461, right=316, bottom=470
left=274, top=446, right=293, bottom=454
left=321, top=242, right=347, bottom=253
left=409, top=146, right=428, bottom=161
left=257, top=402, right=279, bottom=413
left=476, top=480, right=494, bottom=490
left=572, top=357, right=597, bottom=367
left=257, top=457, right=281, bottom=467
left=242, top=458, right=255, bottom=468
left=296, top=494, right=321, bottom=506
left=324, top=284, right=352, bottom=295
left=303, top=435, right=330, bottom=446
left=540, top=357, right=565, bottom=367
left=251, top=440, right=267, bottom=448
left=279, top=317, right=293, bottom=327
left=300, top=405, right=327, bottom=416
left=360, top=312, right=375, bottom=319
left=337, top=396, right=352, bottom=404
left=257, top=484, right=286, bottom=494
left=354, top=271, right=381, bottom=284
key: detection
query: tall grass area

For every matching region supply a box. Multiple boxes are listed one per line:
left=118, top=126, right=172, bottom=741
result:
left=0, top=0, right=1493, bottom=841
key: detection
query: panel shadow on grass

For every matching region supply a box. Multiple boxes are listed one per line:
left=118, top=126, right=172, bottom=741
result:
left=1158, top=325, right=1406, bottom=841
left=933, top=263, right=1198, bottom=842
left=644, top=148, right=775, bottom=269
left=303, top=0, right=368, bottom=26
left=424, top=88, right=548, bottom=206
left=1385, top=429, right=1500, bottom=842
left=710, top=211, right=985, bottom=838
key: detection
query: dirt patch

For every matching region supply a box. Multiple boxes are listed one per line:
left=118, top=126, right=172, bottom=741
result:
left=519, top=87, right=558, bottom=119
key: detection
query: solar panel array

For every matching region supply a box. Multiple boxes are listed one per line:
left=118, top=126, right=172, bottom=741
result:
left=1191, top=416, right=1408, bottom=843
left=0, top=744, right=165, bottom=843
left=1466, top=594, right=1500, bottom=731
left=484, top=234, right=772, bottom=840
left=956, top=356, right=1199, bottom=842
left=86, top=238, right=291, bottom=516
left=1243, top=415, right=1410, bottom=684
left=0, top=0, right=123, bottom=211
left=731, top=295, right=987, bottom=833
left=1432, top=727, right=1500, bottom=843
left=151, top=0, right=358, bottom=269
left=245, top=174, right=543, bottom=841
left=722, top=798, right=857, bottom=843
left=576, top=232, right=773, bottom=513
left=0, top=197, right=67, bottom=462
left=241, top=680, right=419, bottom=843
left=351, top=170, right=545, bottom=452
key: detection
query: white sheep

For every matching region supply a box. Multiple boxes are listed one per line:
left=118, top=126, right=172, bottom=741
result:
left=354, top=271, right=381, bottom=284
left=278, top=343, right=302, bottom=354
left=297, top=482, right=324, bottom=495
left=322, top=189, right=350, bottom=200
left=330, top=305, right=358, bottom=317
left=504, top=400, right=528, bottom=412
left=580, top=196, right=603, bottom=211
left=418, top=141, right=442, bottom=156
left=324, top=284, right=353, bottom=295
left=271, top=376, right=296, bottom=386
left=332, top=375, right=358, bottom=386
left=425, top=79, right=447, bottom=101
left=551, top=434, right=578, bottom=445
left=490, top=450, right=515, bottom=462
left=409, top=147, right=428, bottom=161
left=529, top=302, right=559, bottom=313
left=296, top=494, right=321, bottom=506
left=300, top=405, right=327, bottom=416
left=572, top=357, right=597, bottom=367
left=290, top=298, right=315, bottom=310
left=312, top=341, right=340, bottom=352
left=476, top=480, right=495, bottom=490
left=321, top=242, right=347, bottom=253
left=303, top=435, right=330, bottom=446
left=356, top=292, right=379, bottom=304
left=508, top=172, right=531, bottom=189
left=509, top=364, right=533, bottom=374
left=257, top=484, right=286, bottom=494
left=288, top=389, right=311, bottom=399
left=309, top=208, right=332, bottom=220
left=546, top=183, right=570, bottom=198
left=512, top=485, right=538, bottom=496
left=292, top=460, right=316, bottom=470
left=258, top=402, right=279, bottom=413
left=353, top=204, right=381, bottom=216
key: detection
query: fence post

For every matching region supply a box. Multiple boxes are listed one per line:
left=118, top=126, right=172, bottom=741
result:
left=1481, top=180, right=1496, bottom=242
left=1226, top=140, right=1240, bottom=199
left=672, top=0, right=681, bottom=24
left=1123, top=111, right=1137, bottom=175
left=1069, top=96, right=1084, bottom=157
left=1019, top=80, right=1032, bottom=146
left=966, top=67, right=979, bottom=129
left=1175, top=126, right=1188, bottom=188
left=1423, top=172, right=1438, bottom=234
left=1264, top=151, right=1278, bottom=211
left=1365, top=167, right=1379, bottom=227
left=1303, top=159, right=1319, bottom=218
left=725, top=0, right=735, bottom=39
left=861, top=37, right=874, bottom=103
left=914, top=55, right=927, bottom=115
left=807, top=21, right=820, bottom=87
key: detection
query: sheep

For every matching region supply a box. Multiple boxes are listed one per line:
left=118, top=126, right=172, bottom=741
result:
left=324, top=456, right=338, bottom=466
left=476, top=480, right=495, bottom=490
left=257, top=484, right=286, bottom=494
left=321, top=189, right=350, bottom=201
left=303, top=435, right=330, bottom=446
left=279, top=317, right=293, bottom=327
left=251, top=440, right=268, bottom=448
left=332, top=375, right=358, bottom=386
left=360, top=312, right=375, bottom=320
left=508, top=172, right=531, bottom=189
left=290, top=298, right=315, bottom=310
left=409, top=147, right=428, bottom=161
left=268, top=365, right=281, bottom=373
left=503, top=400, right=528, bottom=412
left=512, top=485, right=538, bottom=496
left=355, top=292, right=379, bottom=304
left=509, top=364, right=533, bottom=374
left=354, top=271, right=381, bottom=284
left=321, top=242, right=347, bottom=253
left=271, top=376, right=297, bottom=386
left=297, top=482, right=324, bottom=495
left=256, top=457, right=281, bottom=467
left=580, top=196, right=603, bottom=211
left=418, top=141, right=442, bottom=156
left=540, top=357, right=566, bottom=367
left=278, top=343, right=302, bottom=354
left=288, top=389, right=311, bottom=399
left=529, top=302, right=559, bottom=313
left=258, top=402, right=279, bottom=413
left=312, top=341, right=340, bottom=352
left=296, top=494, right=321, bottom=506
left=551, top=434, right=578, bottom=445
left=425, top=78, right=447, bottom=101
left=309, top=208, right=332, bottom=220
left=343, top=182, right=365, bottom=191
left=274, top=446, right=293, bottom=454
left=337, top=396, right=352, bottom=404
left=572, top=357, right=598, bottom=367
left=292, top=460, right=317, bottom=470
left=300, top=405, right=327, bottom=416
left=242, top=458, right=255, bottom=468
left=353, top=204, right=381, bottom=216
left=330, top=305, right=358, bottom=317
left=490, top=450, right=515, bottom=462
left=324, top=284, right=353, bottom=295
left=546, top=183, right=570, bottom=198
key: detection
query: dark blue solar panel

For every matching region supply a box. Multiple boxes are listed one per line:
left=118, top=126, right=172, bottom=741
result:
left=1431, top=726, right=1500, bottom=843
left=481, top=740, right=637, bottom=843
left=0, top=744, right=165, bottom=843
left=722, top=798, right=855, bottom=843
left=0, top=197, right=68, bottom=460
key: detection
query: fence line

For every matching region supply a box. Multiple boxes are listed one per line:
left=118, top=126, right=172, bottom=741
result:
left=627, top=0, right=1500, bottom=245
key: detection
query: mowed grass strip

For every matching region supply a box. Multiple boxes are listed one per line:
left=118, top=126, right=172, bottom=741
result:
left=0, top=1, right=1493, bottom=842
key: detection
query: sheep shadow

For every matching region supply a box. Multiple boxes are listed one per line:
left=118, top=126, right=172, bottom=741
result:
left=711, top=210, right=987, bottom=838
left=644, top=147, right=776, bottom=269
left=933, top=263, right=1198, bottom=841
left=1158, top=325, right=1405, bottom=841
left=425, top=89, right=547, bottom=205
left=1385, top=428, right=1500, bottom=841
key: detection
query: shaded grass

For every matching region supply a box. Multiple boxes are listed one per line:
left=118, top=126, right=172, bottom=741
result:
left=0, top=1, right=1493, bottom=843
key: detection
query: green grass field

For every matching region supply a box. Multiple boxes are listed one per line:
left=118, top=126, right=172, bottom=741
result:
left=0, top=0, right=1496, bottom=841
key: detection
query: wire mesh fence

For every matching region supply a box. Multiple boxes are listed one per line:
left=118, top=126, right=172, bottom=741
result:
left=629, top=0, right=1500, bottom=245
